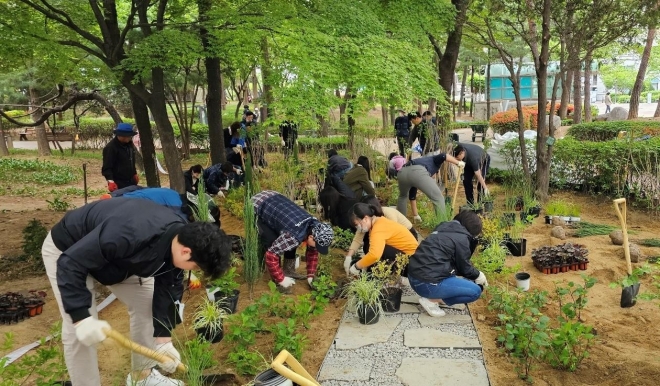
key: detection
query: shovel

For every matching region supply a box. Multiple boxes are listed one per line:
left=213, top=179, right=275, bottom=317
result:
left=103, top=328, right=237, bottom=386
left=450, top=165, right=464, bottom=216
left=613, top=198, right=640, bottom=308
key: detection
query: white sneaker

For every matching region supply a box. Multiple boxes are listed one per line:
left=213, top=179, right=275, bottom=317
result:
left=126, top=369, right=184, bottom=386
left=419, top=297, right=446, bottom=317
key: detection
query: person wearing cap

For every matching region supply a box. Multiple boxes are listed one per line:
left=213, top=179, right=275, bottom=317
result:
left=393, top=109, right=410, bottom=156
left=407, top=210, right=487, bottom=317
left=41, top=198, right=232, bottom=386
left=251, top=190, right=334, bottom=292
left=102, top=122, right=138, bottom=192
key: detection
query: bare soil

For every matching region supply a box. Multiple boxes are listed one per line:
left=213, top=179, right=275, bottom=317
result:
left=470, top=191, right=660, bottom=386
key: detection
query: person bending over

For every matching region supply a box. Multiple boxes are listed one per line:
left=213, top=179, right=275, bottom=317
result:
left=453, top=143, right=490, bottom=205
left=319, top=185, right=357, bottom=231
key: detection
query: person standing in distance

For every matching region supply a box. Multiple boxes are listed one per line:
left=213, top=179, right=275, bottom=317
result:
left=393, top=109, right=410, bottom=157
left=102, top=122, right=138, bottom=192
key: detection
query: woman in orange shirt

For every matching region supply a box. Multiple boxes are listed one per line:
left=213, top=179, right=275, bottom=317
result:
left=346, top=203, right=419, bottom=276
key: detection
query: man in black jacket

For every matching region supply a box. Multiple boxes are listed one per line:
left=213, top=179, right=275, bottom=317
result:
left=42, top=199, right=231, bottom=386
left=102, top=123, right=139, bottom=192
left=407, top=211, right=488, bottom=317
left=279, top=119, right=298, bottom=159
left=393, top=109, right=410, bottom=156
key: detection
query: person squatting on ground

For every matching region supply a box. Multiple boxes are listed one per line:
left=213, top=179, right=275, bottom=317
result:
left=345, top=203, right=418, bottom=276
left=396, top=151, right=464, bottom=222
left=343, top=156, right=375, bottom=198
left=387, top=152, right=406, bottom=179
left=319, top=185, right=357, bottom=231
left=183, top=164, right=203, bottom=195
left=41, top=198, right=232, bottom=386
left=224, top=122, right=245, bottom=167
left=344, top=197, right=419, bottom=275
left=453, top=143, right=490, bottom=205
left=407, top=210, right=488, bottom=317
left=251, top=190, right=334, bottom=292
left=393, top=109, right=410, bottom=157
left=102, top=122, right=138, bottom=192
left=203, top=162, right=243, bottom=198
left=326, top=149, right=353, bottom=179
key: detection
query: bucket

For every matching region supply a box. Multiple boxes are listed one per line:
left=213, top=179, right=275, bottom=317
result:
left=515, top=272, right=531, bottom=291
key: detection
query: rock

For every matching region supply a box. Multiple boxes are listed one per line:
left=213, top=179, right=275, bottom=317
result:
left=545, top=115, right=562, bottom=129
left=629, top=243, right=644, bottom=263
left=595, top=114, right=609, bottom=121
left=552, top=216, right=566, bottom=226
left=609, top=230, right=623, bottom=245
left=476, top=314, right=486, bottom=322
left=551, top=226, right=566, bottom=240
left=607, top=106, right=629, bottom=121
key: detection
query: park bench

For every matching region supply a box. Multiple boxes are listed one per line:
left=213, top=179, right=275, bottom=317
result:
left=46, top=132, right=74, bottom=142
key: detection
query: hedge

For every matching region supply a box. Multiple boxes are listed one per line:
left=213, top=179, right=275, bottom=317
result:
left=567, top=121, right=660, bottom=142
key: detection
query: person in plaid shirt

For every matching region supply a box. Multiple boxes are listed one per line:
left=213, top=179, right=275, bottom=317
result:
left=252, top=190, right=334, bottom=292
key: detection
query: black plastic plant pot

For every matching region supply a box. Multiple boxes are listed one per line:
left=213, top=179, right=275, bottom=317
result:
left=196, top=326, right=224, bottom=343
left=381, top=287, right=403, bottom=313
left=506, top=239, right=527, bottom=256
left=502, top=213, right=516, bottom=227
left=483, top=201, right=494, bottom=213
left=215, top=290, right=240, bottom=314
left=544, top=215, right=552, bottom=225
left=357, top=304, right=380, bottom=325
left=528, top=206, right=541, bottom=217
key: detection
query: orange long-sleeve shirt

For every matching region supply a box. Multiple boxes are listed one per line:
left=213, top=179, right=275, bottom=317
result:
left=356, top=217, right=418, bottom=268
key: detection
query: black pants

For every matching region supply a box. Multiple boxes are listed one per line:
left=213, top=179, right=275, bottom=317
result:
left=463, top=154, right=491, bottom=205
left=19, top=134, right=28, bottom=141
left=396, top=136, right=408, bottom=156
left=257, top=218, right=296, bottom=261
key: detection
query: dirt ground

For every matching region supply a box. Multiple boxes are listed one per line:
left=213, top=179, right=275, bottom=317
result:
left=470, top=191, right=660, bottom=386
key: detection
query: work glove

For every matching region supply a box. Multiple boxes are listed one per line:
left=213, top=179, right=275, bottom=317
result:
left=235, top=169, right=243, bottom=176
left=188, top=271, right=201, bottom=290
left=215, top=190, right=225, bottom=198
left=155, top=341, right=182, bottom=374
left=281, top=139, right=286, bottom=147
left=232, top=146, right=242, bottom=154
left=107, top=180, right=118, bottom=192
left=475, top=271, right=489, bottom=288
left=307, top=277, right=314, bottom=289
left=348, top=264, right=362, bottom=277
left=483, top=187, right=490, bottom=197
left=457, top=161, right=466, bottom=168
left=75, top=317, right=111, bottom=346
left=344, top=255, right=353, bottom=275
left=279, top=277, right=296, bottom=288
left=133, top=174, right=139, bottom=184
left=413, top=215, right=422, bottom=223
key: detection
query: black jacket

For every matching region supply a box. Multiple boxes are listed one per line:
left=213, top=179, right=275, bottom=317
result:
left=279, top=121, right=298, bottom=143
left=407, top=221, right=480, bottom=283
left=102, top=137, right=137, bottom=188
left=458, top=142, right=487, bottom=173
left=50, top=198, right=187, bottom=337
left=183, top=170, right=199, bottom=195
left=394, top=115, right=410, bottom=137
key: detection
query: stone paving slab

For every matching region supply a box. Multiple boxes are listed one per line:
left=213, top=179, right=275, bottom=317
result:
left=396, top=358, right=489, bottom=386
left=404, top=329, right=481, bottom=349
left=418, top=313, right=473, bottom=326
left=335, top=316, right=402, bottom=350
left=384, top=303, right=420, bottom=315
left=400, top=295, right=420, bottom=304
left=318, top=357, right=374, bottom=381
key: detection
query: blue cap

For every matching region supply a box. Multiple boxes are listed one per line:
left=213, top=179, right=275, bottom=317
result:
left=114, top=123, right=136, bottom=136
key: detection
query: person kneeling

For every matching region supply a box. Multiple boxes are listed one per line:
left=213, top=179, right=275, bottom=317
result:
left=406, top=211, right=488, bottom=317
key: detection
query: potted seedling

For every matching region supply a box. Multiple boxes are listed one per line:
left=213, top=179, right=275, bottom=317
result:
left=192, top=298, right=227, bottom=343
left=568, top=203, right=581, bottom=224
left=503, top=196, right=517, bottom=226
left=371, top=253, right=410, bottom=313
left=206, top=266, right=241, bottom=314
left=480, top=194, right=495, bottom=213
left=460, top=201, right=484, bottom=215
left=522, top=194, right=541, bottom=221
left=506, top=219, right=527, bottom=256
left=475, top=243, right=508, bottom=274
left=343, top=274, right=383, bottom=325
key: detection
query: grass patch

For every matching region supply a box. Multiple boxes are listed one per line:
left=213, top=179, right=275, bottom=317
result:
left=573, top=221, right=635, bottom=237
left=639, top=238, right=660, bottom=247
left=0, top=158, right=78, bottom=185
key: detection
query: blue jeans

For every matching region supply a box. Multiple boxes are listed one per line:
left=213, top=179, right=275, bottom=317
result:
left=408, top=275, right=482, bottom=306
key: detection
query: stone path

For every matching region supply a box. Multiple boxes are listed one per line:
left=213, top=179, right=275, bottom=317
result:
left=316, top=287, right=490, bottom=386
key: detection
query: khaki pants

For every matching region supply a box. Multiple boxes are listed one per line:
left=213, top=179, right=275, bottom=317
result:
left=42, top=232, right=156, bottom=386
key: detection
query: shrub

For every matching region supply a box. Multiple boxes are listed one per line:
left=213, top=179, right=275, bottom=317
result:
left=57, top=117, right=137, bottom=149
left=567, top=121, right=660, bottom=141
left=21, top=219, right=48, bottom=266
left=490, top=103, right=574, bottom=135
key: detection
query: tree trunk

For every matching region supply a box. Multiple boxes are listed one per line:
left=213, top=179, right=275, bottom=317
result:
left=260, top=37, right=274, bottom=123
left=0, top=118, right=9, bottom=156
left=584, top=52, right=593, bottom=122
left=381, top=101, right=388, bottom=130
left=629, top=28, right=657, bottom=119
left=149, top=68, right=184, bottom=192
left=470, top=64, right=475, bottom=117
left=252, top=68, right=258, bottom=104
left=389, top=105, right=396, bottom=125
left=559, top=68, right=572, bottom=119
left=532, top=0, right=552, bottom=199
left=428, top=98, right=437, bottom=113
left=436, top=0, right=469, bottom=96
left=458, top=66, right=468, bottom=117
left=486, top=56, right=491, bottom=120
left=199, top=0, right=226, bottom=165
left=572, top=67, right=583, bottom=124
left=538, top=70, right=561, bottom=201
left=129, top=91, right=159, bottom=187
left=317, top=113, right=330, bottom=137
left=29, top=87, right=51, bottom=156
left=654, top=98, right=660, bottom=117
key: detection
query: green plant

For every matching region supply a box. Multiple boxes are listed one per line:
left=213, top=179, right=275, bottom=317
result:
left=331, top=226, right=354, bottom=250
left=573, top=221, right=619, bottom=237
left=292, top=294, right=315, bottom=328
left=179, top=337, right=218, bottom=386
left=480, top=215, right=505, bottom=244
left=272, top=319, right=308, bottom=359
left=242, top=185, right=263, bottom=297
left=208, top=266, right=240, bottom=296
left=567, top=203, right=580, bottom=217
left=567, top=120, right=660, bottom=141
left=223, top=186, right=245, bottom=219
left=371, top=253, right=410, bottom=288
left=639, top=238, right=660, bottom=247
left=189, top=177, right=212, bottom=222
left=473, top=244, right=508, bottom=274
left=544, top=200, right=567, bottom=217
left=226, top=348, right=266, bottom=376
left=0, top=323, right=67, bottom=385
left=192, top=298, right=228, bottom=339
left=609, top=264, right=655, bottom=290
left=342, top=273, right=383, bottom=316
left=508, top=218, right=526, bottom=241
left=0, top=159, right=78, bottom=186
left=46, top=196, right=73, bottom=212
left=21, top=219, right=48, bottom=266
left=310, top=274, right=337, bottom=314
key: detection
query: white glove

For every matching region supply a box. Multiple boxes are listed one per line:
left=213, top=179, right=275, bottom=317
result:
left=307, top=277, right=314, bottom=287
left=235, top=169, right=243, bottom=176
left=483, top=187, right=490, bottom=197
left=155, top=341, right=182, bottom=374
left=232, top=147, right=241, bottom=154
left=475, top=271, right=489, bottom=287
left=74, top=317, right=110, bottom=346
left=279, top=277, right=296, bottom=288
left=457, top=161, right=466, bottom=168
left=344, top=255, right=352, bottom=275
left=281, top=139, right=286, bottom=146
left=349, top=264, right=361, bottom=277
left=413, top=215, right=422, bottom=223
left=216, top=190, right=225, bottom=198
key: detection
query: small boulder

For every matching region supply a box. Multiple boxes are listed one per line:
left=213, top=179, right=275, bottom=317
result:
left=595, top=114, right=609, bottom=122
left=629, top=243, right=644, bottom=263
left=552, top=216, right=566, bottom=226
left=551, top=226, right=566, bottom=240
left=607, top=107, right=629, bottom=121
left=545, top=115, right=562, bottom=129
left=609, top=230, right=623, bottom=245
